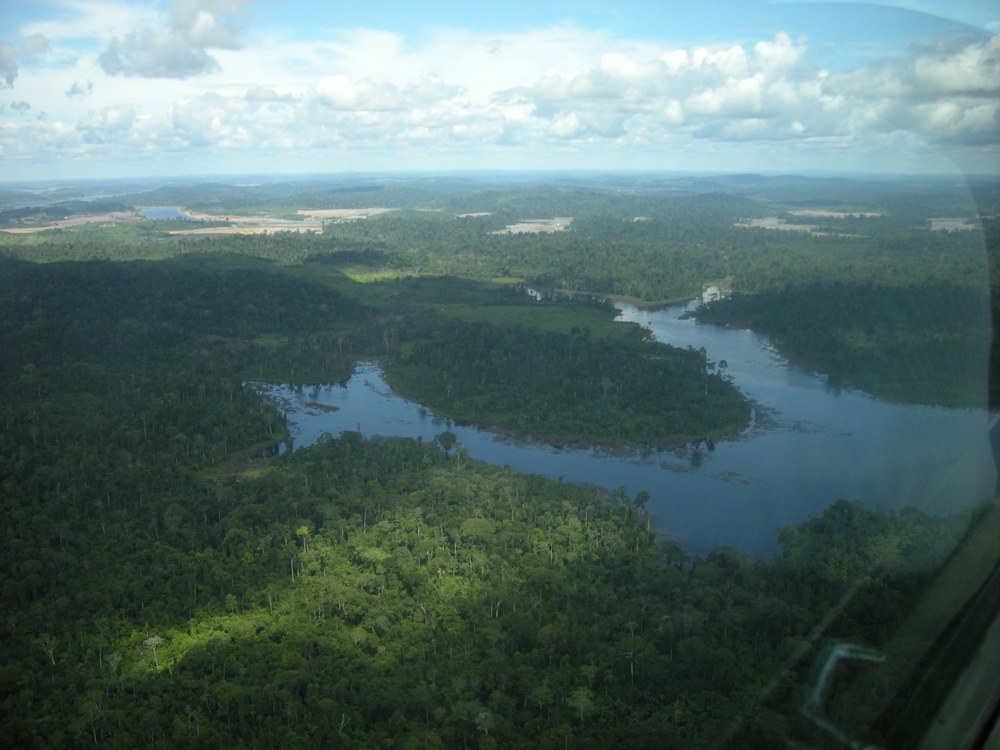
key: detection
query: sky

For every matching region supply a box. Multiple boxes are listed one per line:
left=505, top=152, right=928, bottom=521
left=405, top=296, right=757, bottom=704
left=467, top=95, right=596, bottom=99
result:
left=0, top=0, right=998, bottom=181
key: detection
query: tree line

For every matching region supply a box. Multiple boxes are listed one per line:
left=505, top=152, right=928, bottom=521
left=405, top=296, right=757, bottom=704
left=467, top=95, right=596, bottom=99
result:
left=694, top=280, right=991, bottom=407
left=386, top=317, right=750, bottom=444
left=0, top=177, right=994, bottom=747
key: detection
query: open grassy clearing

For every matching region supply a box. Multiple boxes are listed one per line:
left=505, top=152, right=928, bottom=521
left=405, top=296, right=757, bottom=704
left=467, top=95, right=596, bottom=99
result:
left=296, top=207, right=394, bottom=220
left=494, top=217, right=573, bottom=233
left=336, top=267, right=428, bottom=283
left=251, top=333, right=288, bottom=348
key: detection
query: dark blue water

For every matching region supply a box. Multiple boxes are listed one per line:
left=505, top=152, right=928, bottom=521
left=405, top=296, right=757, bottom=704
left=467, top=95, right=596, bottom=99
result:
left=258, top=301, right=995, bottom=556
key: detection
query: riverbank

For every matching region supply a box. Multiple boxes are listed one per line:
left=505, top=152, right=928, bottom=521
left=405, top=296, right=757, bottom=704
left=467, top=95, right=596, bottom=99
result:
left=688, top=283, right=990, bottom=409
left=542, top=285, right=698, bottom=310
left=382, top=316, right=752, bottom=449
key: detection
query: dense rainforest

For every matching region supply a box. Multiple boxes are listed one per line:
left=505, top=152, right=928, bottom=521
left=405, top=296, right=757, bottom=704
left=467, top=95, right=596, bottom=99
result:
left=0, top=174, right=996, bottom=747
left=1, top=174, right=993, bottom=406
left=693, top=280, right=991, bottom=407
left=386, top=316, right=750, bottom=444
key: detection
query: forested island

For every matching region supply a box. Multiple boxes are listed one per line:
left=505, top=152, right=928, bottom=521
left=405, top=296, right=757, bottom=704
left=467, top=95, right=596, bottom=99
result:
left=1, top=173, right=997, bottom=748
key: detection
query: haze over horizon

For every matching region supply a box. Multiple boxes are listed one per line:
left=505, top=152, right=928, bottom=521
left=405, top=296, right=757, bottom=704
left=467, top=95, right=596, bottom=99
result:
left=1, top=1, right=998, bottom=181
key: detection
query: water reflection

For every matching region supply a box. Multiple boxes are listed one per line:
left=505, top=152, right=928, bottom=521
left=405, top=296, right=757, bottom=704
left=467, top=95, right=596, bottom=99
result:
left=258, top=302, right=994, bottom=557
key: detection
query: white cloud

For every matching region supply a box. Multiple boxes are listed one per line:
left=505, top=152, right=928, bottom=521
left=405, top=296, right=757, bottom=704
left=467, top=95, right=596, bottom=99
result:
left=19, top=34, right=52, bottom=60
left=0, top=32, right=55, bottom=92
left=829, top=35, right=1000, bottom=99
left=875, top=97, right=1000, bottom=146
left=2, top=5, right=997, bottom=178
left=550, top=111, right=582, bottom=138
left=66, top=80, right=94, bottom=99
left=498, top=29, right=1000, bottom=152
left=685, top=74, right=766, bottom=117
left=76, top=103, right=136, bottom=143
left=315, top=75, right=399, bottom=111
left=514, top=32, right=822, bottom=145
left=0, top=40, right=17, bottom=88
left=99, top=0, right=250, bottom=78
left=910, top=35, right=1000, bottom=96
left=825, top=34, right=1000, bottom=145
left=100, top=29, right=220, bottom=78
left=753, top=33, right=806, bottom=74
left=663, top=100, right=685, bottom=125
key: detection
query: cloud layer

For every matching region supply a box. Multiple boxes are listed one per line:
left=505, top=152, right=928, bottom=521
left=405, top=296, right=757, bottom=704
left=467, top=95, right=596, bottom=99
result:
left=98, top=0, right=248, bottom=78
left=0, top=1, right=997, bottom=177
left=0, top=40, right=17, bottom=88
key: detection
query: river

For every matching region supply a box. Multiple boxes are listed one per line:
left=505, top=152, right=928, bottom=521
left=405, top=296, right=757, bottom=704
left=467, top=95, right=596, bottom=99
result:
left=259, top=300, right=995, bottom=557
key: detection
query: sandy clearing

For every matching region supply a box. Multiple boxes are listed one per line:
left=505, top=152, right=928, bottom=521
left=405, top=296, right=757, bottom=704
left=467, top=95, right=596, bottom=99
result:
left=733, top=217, right=863, bottom=238
left=295, top=208, right=394, bottom=220
left=733, top=217, right=814, bottom=231
left=930, top=217, right=977, bottom=231
left=1, top=206, right=389, bottom=236
left=174, top=210, right=325, bottom=234
left=0, top=211, right=142, bottom=234
left=789, top=209, right=881, bottom=218
left=495, top=217, right=573, bottom=234
left=167, top=225, right=321, bottom=236
left=184, top=211, right=303, bottom=225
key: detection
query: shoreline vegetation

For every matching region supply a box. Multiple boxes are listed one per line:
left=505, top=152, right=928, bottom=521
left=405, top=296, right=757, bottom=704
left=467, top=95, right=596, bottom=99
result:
left=383, top=318, right=751, bottom=448
left=1, top=173, right=989, bottom=409
left=692, top=281, right=991, bottom=408
left=0, top=173, right=996, bottom=747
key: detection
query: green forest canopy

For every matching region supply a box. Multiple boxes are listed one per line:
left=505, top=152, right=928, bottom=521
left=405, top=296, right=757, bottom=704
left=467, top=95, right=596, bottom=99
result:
left=0, top=174, right=996, bottom=748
